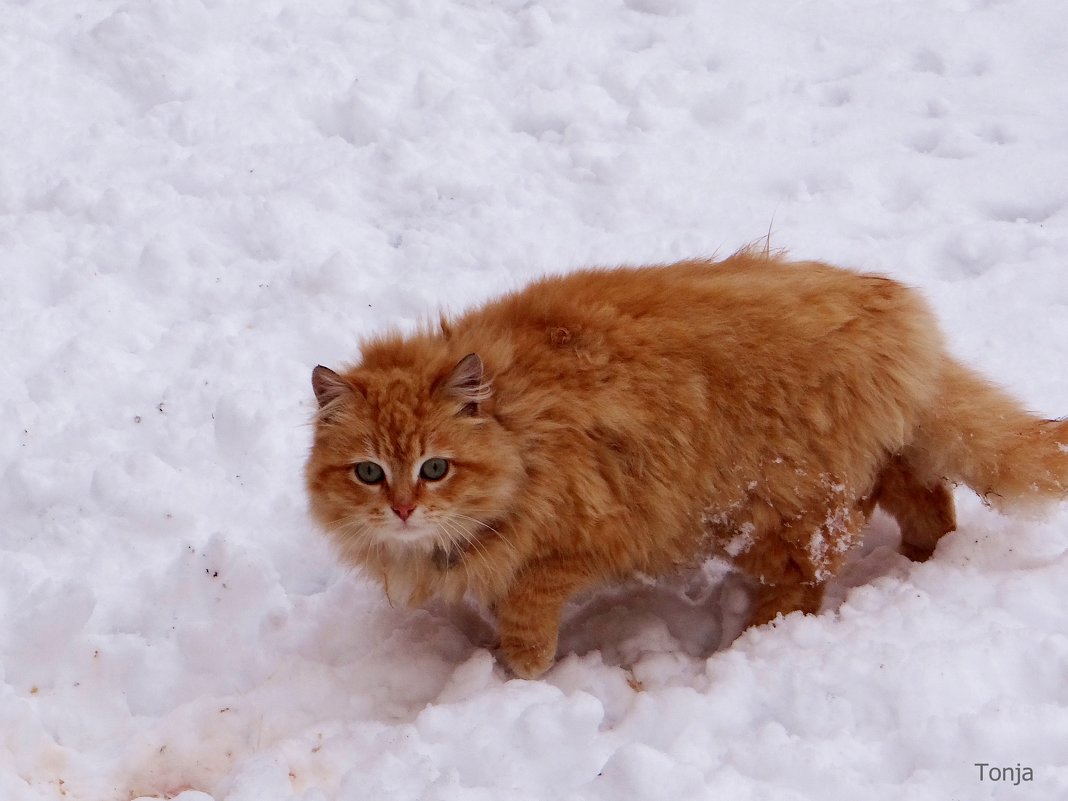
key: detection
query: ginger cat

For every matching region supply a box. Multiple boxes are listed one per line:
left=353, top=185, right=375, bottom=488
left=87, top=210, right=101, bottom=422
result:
left=305, top=250, right=1068, bottom=679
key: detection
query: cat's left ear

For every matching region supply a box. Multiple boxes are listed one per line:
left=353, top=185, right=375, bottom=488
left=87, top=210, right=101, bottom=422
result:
left=442, top=353, right=492, bottom=416
left=312, top=365, right=353, bottom=410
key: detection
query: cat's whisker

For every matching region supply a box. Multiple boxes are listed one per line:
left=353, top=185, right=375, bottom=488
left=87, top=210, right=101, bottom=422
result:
left=439, top=517, right=479, bottom=559
left=325, top=512, right=367, bottom=532
left=327, top=518, right=384, bottom=564
left=451, top=513, right=501, bottom=532
left=451, top=514, right=504, bottom=538
left=443, top=516, right=496, bottom=565
left=452, top=529, right=478, bottom=585
left=436, top=520, right=475, bottom=587
left=323, top=514, right=359, bottom=530
left=455, top=510, right=515, bottom=538
left=438, top=516, right=481, bottom=563
left=450, top=513, right=518, bottom=557
left=329, top=519, right=365, bottom=544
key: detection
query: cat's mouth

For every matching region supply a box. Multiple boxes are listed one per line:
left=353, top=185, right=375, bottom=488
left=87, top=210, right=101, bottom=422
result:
left=369, top=515, right=504, bottom=570
left=379, top=525, right=429, bottom=546
left=381, top=534, right=462, bottom=569
left=378, top=521, right=475, bottom=565
left=375, top=529, right=459, bottom=568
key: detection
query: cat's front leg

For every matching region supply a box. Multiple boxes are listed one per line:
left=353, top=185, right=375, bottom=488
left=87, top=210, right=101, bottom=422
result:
left=494, top=555, right=595, bottom=679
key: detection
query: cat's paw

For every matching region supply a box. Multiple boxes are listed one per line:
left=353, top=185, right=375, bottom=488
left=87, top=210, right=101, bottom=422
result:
left=499, top=637, right=555, bottom=679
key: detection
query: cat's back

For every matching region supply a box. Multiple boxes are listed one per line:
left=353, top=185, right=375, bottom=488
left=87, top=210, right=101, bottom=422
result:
left=461, top=251, right=935, bottom=360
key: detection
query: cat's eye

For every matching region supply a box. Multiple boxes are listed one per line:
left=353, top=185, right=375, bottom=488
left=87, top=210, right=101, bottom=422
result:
left=353, top=461, right=385, bottom=484
left=419, top=458, right=449, bottom=481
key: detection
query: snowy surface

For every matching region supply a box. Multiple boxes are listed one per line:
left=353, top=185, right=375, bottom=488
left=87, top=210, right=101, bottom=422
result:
left=3, top=1, right=1068, bottom=799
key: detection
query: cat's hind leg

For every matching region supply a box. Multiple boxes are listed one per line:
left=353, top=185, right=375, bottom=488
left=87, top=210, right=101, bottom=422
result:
left=743, top=499, right=868, bottom=627
left=749, top=559, right=826, bottom=626
left=873, top=455, right=957, bottom=562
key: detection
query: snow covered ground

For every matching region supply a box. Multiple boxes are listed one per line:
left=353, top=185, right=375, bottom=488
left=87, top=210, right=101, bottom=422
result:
left=3, top=1, right=1068, bottom=799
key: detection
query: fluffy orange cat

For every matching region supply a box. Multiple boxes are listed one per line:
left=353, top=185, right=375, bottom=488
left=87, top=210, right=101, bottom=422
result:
left=305, top=250, right=1068, bottom=678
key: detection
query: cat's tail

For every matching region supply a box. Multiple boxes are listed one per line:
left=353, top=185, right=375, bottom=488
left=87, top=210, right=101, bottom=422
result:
left=906, top=359, right=1068, bottom=512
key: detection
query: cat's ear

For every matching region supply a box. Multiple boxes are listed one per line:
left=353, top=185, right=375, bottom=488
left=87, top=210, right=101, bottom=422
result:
left=311, top=365, right=353, bottom=410
left=443, top=353, right=492, bottom=416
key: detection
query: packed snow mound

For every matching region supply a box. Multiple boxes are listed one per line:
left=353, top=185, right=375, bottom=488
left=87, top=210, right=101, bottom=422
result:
left=2, top=1, right=1067, bottom=799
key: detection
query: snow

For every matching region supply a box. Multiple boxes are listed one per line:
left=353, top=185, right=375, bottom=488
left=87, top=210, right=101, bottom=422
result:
left=2, top=1, right=1068, bottom=799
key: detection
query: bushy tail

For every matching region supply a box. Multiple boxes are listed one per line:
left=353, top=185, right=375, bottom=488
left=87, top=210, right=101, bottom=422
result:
left=907, top=360, right=1068, bottom=512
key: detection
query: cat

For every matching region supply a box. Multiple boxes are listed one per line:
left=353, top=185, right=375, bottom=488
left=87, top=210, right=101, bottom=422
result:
left=305, top=249, right=1068, bottom=679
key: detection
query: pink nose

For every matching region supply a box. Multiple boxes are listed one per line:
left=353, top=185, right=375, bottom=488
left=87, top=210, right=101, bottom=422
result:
left=391, top=504, right=415, bottom=522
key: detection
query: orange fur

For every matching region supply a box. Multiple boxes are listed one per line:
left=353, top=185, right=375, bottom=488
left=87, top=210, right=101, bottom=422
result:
left=305, top=251, right=1068, bottom=678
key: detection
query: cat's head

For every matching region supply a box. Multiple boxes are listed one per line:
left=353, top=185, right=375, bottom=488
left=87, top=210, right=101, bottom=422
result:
left=305, top=346, right=523, bottom=568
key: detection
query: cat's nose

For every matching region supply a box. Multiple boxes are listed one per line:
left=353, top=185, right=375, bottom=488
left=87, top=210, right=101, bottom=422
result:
left=391, top=503, right=415, bottom=522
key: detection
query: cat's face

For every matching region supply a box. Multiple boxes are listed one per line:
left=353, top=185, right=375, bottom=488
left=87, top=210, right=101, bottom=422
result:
left=305, top=353, right=523, bottom=565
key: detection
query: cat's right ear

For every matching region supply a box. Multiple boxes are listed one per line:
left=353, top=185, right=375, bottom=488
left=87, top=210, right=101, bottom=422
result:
left=311, top=365, right=353, bottom=411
